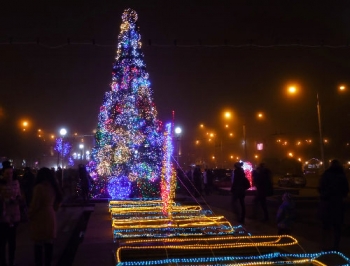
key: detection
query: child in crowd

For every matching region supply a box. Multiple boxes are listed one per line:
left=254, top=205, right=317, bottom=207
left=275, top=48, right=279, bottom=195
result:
left=276, top=192, right=296, bottom=235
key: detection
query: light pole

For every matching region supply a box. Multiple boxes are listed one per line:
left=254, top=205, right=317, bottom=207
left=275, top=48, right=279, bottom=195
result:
left=287, top=86, right=326, bottom=170
left=175, top=127, right=182, bottom=167
left=316, top=93, right=325, bottom=172
left=60, top=128, right=67, bottom=183
left=243, top=124, right=247, bottom=161
left=79, top=143, right=84, bottom=164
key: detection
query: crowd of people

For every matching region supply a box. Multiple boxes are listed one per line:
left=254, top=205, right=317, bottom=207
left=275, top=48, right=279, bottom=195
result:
left=176, top=159, right=349, bottom=252
left=176, top=166, right=216, bottom=198
left=0, top=162, right=91, bottom=266
left=0, top=159, right=349, bottom=265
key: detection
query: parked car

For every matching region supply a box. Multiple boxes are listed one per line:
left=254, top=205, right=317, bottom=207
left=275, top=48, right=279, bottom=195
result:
left=212, top=169, right=232, bottom=188
left=278, top=173, right=306, bottom=187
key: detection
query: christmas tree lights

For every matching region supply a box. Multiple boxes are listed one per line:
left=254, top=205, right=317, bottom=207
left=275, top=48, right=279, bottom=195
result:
left=89, top=8, right=164, bottom=199
left=160, top=123, right=176, bottom=215
left=85, top=9, right=350, bottom=266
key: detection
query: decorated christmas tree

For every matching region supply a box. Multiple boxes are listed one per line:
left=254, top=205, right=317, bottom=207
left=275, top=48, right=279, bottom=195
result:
left=88, top=8, right=164, bottom=199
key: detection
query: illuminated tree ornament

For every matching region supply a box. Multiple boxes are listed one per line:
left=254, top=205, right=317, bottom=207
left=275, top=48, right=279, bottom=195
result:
left=89, top=8, right=164, bottom=199
left=242, top=161, right=253, bottom=188
left=160, top=123, right=176, bottom=216
left=54, top=137, right=71, bottom=157
left=107, top=175, right=132, bottom=199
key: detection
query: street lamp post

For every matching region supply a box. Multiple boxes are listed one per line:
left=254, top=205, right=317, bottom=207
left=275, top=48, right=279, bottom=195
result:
left=316, top=93, right=325, bottom=171
left=243, top=124, right=247, bottom=161
left=287, top=86, right=326, bottom=170
left=175, top=127, right=182, bottom=167
left=60, top=128, right=67, bottom=183
left=79, top=143, right=84, bottom=164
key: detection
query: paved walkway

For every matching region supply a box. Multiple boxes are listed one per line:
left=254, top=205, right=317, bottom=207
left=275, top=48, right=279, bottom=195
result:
left=15, top=204, right=90, bottom=266
left=12, top=187, right=350, bottom=266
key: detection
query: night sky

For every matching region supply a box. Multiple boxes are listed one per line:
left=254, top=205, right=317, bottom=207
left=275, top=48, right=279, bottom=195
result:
left=1, top=0, right=350, bottom=161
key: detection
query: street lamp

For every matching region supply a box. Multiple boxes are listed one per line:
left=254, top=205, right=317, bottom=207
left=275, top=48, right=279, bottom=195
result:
left=242, top=123, right=247, bottom=161
left=22, top=121, right=29, bottom=131
left=59, top=128, right=67, bottom=183
left=223, top=110, right=249, bottom=162
left=79, top=143, right=84, bottom=163
left=174, top=127, right=182, bottom=167
left=316, top=93, right=325, bottom=171
left=287, top=86, right=325, bottom=171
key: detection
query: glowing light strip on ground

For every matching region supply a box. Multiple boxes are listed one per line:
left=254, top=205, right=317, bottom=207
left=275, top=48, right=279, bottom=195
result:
left=116, top=235, right=299, bottom=263
left=116, top=251, right=350, bottom=265
left=110, top=204, right=202, bottom=214
left=109, top=200, right=166, bottom=210
left=122, top=234, right=295, bottom=245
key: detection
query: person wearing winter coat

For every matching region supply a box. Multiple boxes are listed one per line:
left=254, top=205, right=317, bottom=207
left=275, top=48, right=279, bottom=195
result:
left=276, top=192, right=296, bottom=235
left=317, top=159, right=349, bottom=251
left=252, top=163, right=273, bottom=222
left=29, top=167, right=63, bottom=266
left=0, top=161, right=21, bottom=266
left=231, top=162, right=250, bottom=224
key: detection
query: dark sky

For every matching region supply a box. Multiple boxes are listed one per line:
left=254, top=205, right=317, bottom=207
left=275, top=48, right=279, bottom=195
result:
left=1, top=0, right=350, bottom=158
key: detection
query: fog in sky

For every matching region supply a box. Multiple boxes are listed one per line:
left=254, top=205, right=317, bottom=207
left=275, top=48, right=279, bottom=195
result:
left=1, top=0, right=350, bottom=158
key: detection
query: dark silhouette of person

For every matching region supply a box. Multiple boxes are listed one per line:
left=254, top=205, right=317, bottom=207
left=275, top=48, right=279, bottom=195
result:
left=276, top=192, right=296, bottom=235
left=78, top=165, right=90, bottom=203
left=29, top=167, right=63, bottom=266
left=55, top=167, right=63, bottom=190
left=0, top=161, right=21, bottom=266
left=231, top=162, right=248, bottom=224
left=318, top=159, right=349, bottom=251
left=176, top=168, right=187, bottom=194
left=186, top=165, right=195, bottom=196
left=21, top=167, right=36, bottom=206
left=205, top=169, right=214, bottom=194
left=193, top=165, right=203, bottom=197
left=252, top=163, right=272, bottom=222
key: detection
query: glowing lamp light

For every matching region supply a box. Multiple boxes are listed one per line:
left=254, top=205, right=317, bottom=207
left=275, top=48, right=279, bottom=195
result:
left=288, top=86, right=297, bottom=94
left=60, top=128, right=67, bottom=136
left=175, top=127, right=182, bottom=135
left=224, top=111, right=231, bottom=118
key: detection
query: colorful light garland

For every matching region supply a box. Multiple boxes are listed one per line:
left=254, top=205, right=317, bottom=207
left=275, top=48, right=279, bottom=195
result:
left=116, top=251, right=350, bottom=266
left=160, top=123, right=176, bottom=215
left=88, top=8, right=350, bottom=266
left=88, top=8, right=164, bottom=199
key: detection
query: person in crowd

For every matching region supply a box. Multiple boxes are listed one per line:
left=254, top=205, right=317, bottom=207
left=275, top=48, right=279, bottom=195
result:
left=276, top=192, right=296, bottom=235
left=55, top=167, right=63, bottom=190
left=176, top=168, right=187, bottom=194
left=318, top=159, right=349, bottom=252
left=193, top=165, right=203, bottom=197
left=203, top=169, right=209, bottom=195
left=0, top=161, right=21, bottom=266
left=252, top=163, right=273, bottom=222
left=29, top=167, right=63, bottom=266
left=186, top=165, right=195, bottom=196
left=21, top=166, right=36, bottom=206
left=231, top=162, right=250, bottom=224
left=78, top=164, right=90, bottom=204
left=206, top=169, right=214, bottom=194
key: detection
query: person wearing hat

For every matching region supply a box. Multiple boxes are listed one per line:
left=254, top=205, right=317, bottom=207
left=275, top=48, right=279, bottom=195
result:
left=0, top=161, right=21, bottom=266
